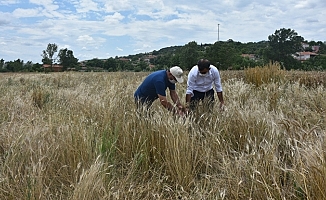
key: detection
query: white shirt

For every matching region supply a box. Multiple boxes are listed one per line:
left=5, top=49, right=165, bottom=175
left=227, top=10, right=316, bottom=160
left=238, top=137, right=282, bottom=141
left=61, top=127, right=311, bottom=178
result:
left=186, top=65, right=223, bottom=97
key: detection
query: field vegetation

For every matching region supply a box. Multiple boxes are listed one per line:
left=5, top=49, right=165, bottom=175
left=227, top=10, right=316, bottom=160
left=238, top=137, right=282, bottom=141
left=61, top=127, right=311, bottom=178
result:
left=0, top=63, right=325, bottom=199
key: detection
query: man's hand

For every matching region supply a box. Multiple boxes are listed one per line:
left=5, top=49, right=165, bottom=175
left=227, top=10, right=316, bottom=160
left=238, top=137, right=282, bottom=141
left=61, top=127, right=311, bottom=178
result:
left=176, top=105, right=186, bottom=116
left=219, top=102, right=225, bottom=111
left=177, top=105, right=185, bottom=111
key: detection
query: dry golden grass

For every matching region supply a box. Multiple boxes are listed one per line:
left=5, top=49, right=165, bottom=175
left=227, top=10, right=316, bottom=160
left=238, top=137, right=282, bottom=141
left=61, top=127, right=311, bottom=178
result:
left=243, top=62, right=326, bottom=88
left=0, top=69, right=325, bottom=199
left=287, top=70, right=326, bottom=88
left=244, top=62, right=286, bottom=87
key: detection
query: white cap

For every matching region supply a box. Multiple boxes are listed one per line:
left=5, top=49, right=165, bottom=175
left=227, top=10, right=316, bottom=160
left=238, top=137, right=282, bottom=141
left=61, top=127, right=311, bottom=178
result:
left=170, top=66, right=184, bottom=83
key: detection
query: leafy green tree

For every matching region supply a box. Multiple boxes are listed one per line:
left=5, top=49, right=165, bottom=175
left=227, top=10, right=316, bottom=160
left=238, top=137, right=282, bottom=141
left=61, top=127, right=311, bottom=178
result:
left=152, top=50, right=159, bottom=55
left=316, top=41, right=326, bottom=54
left=264, top=28, right=303, bottom=69
left=5, top=59, right=23, bottom=72
left=240, top=41, right=268, bottom=55
left=170, top=54, right=180, bottom=67
left=85, top=58, right=104, bottom=68
left=302, top=55, right=326, bottom=71
left=104, top=57, right=117, bottom=71
left=120, top=60, right=133, bottom=71
left=180, top=41, right=199, bottom=70
left=0, top=59, right=7, bottom=72
left=32, top=63, right=43, bottom=72
left=42, top=43, right=58, bottom=71
left=0, top=59, right=4, bottom=71
left=136, top=60, right=149, bottom=71
left=204, top=41, right=241, bottom=70
left=58, top=48, right=78, bottom=71
left=23, top=61, right=33, bottom=72
left=154, top=54, right=174, bottom=69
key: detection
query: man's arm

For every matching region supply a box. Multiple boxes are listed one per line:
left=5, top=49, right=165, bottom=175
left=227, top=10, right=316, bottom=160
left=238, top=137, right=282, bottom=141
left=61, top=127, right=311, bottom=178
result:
left=185, top=94, right=191, bottom=103
left=212, top=68, right=224, bottom=109
left=169, top=90, right=182, bottom=106
left=185, top=69, right=195, bottom=105
left=157, top=94, right=175, bottom=111
left=217, top=91, right=224, bottom=104
left=217, top=91, right=224, bottom=110
left=170, top=90, right=185, bottom=112
left=185, top=93, right=192, bottom=109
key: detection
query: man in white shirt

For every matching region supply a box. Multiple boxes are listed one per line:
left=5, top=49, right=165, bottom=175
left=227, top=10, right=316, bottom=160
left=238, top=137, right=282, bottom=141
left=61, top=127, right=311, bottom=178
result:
left=185, top=59, right=224, bottom=111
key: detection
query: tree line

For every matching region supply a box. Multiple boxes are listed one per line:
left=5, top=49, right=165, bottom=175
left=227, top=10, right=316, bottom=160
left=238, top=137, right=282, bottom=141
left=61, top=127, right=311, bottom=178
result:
left=1, top=28, right=326, bottom=72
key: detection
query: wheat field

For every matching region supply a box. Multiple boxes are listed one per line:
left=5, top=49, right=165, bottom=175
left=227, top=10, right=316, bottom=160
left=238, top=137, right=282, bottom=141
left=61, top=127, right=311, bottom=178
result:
left=0, top=68, right=325, bottom=199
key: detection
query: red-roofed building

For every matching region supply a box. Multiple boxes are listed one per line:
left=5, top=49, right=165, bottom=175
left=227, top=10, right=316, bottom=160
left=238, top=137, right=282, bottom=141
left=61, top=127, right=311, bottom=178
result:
left=43, top=64, right=63, bottom=72
left=294, top=52, right=318, bottom=61
left=241, top=54, right=256, bottom=60
left=118, top=58, right=131, bottom=62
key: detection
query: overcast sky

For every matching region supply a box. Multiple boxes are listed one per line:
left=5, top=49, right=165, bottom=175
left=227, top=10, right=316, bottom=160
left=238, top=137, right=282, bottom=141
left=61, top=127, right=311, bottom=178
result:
left=1, top=0, right=325, bottom=63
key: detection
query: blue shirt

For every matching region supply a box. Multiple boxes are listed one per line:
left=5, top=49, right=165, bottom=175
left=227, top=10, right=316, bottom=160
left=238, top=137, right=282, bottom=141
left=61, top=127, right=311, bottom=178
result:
left=134, top=70, right=175, bottom=103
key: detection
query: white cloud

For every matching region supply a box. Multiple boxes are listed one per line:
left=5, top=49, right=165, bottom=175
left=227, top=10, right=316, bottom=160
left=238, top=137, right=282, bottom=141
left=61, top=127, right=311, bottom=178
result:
left=13, top=8, right=43, bottom=18
left=0, top=12, right=12, bottom=25
left=0, top=0, right=18, bottom=5
left=77, top=35, right=95, bottom=43
left=60, top=44, right=71, bottom=49
left=76, top=35, right=106, bottom=48
left=104, top=0, right=134, bottom=12
left=75, top=0, right=99, bottom=13
left=104, top=12, right=124, bottom=23
left=294, top=0, right=310, bottom=9
left=0, top=0, right=325, bottom=63
left=29, top=0, right=59, bottom=11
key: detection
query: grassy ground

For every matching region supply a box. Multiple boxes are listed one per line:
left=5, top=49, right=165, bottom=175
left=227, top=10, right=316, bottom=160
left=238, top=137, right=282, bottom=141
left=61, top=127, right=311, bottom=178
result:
left=0, top=69, right=325, bottom=199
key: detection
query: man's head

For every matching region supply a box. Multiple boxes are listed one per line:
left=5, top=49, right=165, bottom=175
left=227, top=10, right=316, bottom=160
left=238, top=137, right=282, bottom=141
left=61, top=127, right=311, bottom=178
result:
left=169, top=66, right=184, bottom=83
left=197, top=59, right=211, bottom=74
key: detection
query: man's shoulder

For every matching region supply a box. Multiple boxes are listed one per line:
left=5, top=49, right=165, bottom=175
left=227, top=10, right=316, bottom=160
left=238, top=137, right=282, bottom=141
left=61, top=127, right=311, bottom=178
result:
left=210, top=65, right=218, bottom=70
left=149, top=70, right=166, bottom=84
left=188, top=66, right=197, bottom=75
left=190, top=65, right=197, bottom=71
left=210, top=65, right=220, bottom=74
left=154, top=69, right=166, bottom=73
left=150, top=69, right=165, bottom=76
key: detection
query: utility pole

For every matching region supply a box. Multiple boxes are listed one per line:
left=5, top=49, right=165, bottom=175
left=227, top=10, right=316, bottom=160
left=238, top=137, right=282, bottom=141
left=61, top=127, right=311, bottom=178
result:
left=217, top=24, right=220, bottom=41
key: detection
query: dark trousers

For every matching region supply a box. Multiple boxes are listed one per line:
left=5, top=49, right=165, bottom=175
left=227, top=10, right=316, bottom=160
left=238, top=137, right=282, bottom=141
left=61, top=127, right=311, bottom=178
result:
left=134, top=97, right=154, bottom=111
left=190, top=89, right=215, bottom=111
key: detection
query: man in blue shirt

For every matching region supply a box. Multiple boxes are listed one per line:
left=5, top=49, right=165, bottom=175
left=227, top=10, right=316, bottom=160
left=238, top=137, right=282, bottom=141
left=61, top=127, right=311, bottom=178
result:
left=134, top=66, right=185, bottom=114
left=186, top=59, right=224, bottom=111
